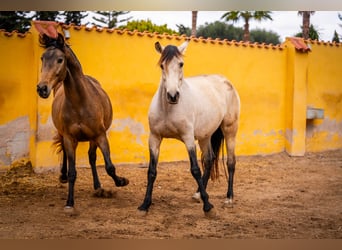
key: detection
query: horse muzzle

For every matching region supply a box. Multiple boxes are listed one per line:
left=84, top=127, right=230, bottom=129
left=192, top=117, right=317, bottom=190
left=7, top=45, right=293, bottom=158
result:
left=37, top=84, right=51, bottom=99
left=167, top=91, right=180, bottom=104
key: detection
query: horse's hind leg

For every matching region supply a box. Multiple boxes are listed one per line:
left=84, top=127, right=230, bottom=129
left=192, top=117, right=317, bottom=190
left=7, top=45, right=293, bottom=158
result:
left=59, top=147, right=68, bottom=183
left=88, top=141, right=101, bottom=190
left=222, top=121, right=238, bottom=207
left=96, top=134, right=129, bottom=187
left=192, top=138, right=214, bottom=202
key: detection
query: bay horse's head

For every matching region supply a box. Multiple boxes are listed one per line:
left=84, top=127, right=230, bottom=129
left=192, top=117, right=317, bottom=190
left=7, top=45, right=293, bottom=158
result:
left=37, top=33, right=67, bottom=98
left=155, top=40, right=189, bottom=104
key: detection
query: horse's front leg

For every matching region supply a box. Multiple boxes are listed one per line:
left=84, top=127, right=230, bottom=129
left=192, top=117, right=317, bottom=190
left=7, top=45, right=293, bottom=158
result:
left=96, top=134, right=129, bottom=187
left=186, top=143, right=215, bottom=217
left=138, top=134, right=161, bottom=213
left=63, top=136, right=77, bottom=210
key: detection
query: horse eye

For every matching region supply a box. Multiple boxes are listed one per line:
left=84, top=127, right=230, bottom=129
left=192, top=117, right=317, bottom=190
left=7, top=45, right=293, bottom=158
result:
left=179, top=62, right=184, bottom=68
left=160, top=64, right=164, bottom=70
left=57, top=58, right=63, bottom=64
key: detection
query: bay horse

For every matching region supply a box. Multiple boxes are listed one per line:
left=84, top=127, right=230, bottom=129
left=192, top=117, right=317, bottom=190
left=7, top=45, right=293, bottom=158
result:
left=138, top=40, right=240, bottom=217
left=37, top=33, right=129, bottom=212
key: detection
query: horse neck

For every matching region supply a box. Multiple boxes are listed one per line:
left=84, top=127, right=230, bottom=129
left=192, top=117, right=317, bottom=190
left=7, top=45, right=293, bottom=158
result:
left=64, top=45, right=83, bottom=75
left=63, top=69, right=89, bottom=105
left=61, top=45, right=89, bottom=103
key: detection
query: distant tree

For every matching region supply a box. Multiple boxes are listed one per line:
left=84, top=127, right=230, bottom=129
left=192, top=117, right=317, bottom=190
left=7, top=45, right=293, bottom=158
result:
left=250, top=29, right=281, bottom=44
left=196, top=21, right=244, bottom=41
left=119, top=19, right=178, bottom=35
left=295, top=24, right=320, bottom=40
left=191, top=11, right=198, bottom=37
left=332, top=30, right=340, bottom=43
left=221, top=11, right=273, bottom=42
left=195, top=21, right=280, bottom=44
left=32, top=11, right=61, bottom=22
left=0, top=11, right=31, bottom=33
left=177, top=24, right=191, bottom=36
left=338, top=13, right=342, bottom=39
left=298, top=11, right=315, bottom=40
left=91, top=11, right=131, bottom=28
left=62, top=11, right=88, bottom=25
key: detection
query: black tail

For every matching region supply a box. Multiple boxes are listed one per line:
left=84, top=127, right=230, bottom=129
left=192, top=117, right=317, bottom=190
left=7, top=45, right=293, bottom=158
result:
left=201, top=127, right=224, bottom=181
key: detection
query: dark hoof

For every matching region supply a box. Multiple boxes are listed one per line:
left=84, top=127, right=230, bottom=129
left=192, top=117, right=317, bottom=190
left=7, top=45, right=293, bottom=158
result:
left=59, top=175, right=68, bottom=183
left=115, top=177, right=129, bottom=187
left=93, top=188, right=115, bottom=198
left=204, top=207, right=217, bottom=219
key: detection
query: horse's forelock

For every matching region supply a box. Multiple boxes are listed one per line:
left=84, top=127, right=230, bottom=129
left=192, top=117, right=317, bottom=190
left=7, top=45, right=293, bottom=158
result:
left=39, top=34, right=65, bottom=50
left=158, top=45, right=182, bottom=67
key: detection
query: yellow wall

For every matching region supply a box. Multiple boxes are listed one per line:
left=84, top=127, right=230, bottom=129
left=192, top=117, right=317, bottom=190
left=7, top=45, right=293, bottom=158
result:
left=0, top=32, right=37, bottom=167
left=0, top=24, right=341, bottom=170
left=306, top=41, right=342, bottom=151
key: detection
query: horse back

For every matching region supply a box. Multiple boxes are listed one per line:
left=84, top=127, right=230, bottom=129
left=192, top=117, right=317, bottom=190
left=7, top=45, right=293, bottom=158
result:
left=186, top=74, right=240, bottom=109
left=84, top=75, right=113, bottom=128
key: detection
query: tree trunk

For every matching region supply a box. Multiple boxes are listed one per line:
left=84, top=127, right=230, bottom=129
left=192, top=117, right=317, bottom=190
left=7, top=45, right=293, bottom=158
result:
left=243, top=19, right=250, bottom=42
left=191, top=11, right=198, bottom=37
left=302, top=11, right=311, bottom=40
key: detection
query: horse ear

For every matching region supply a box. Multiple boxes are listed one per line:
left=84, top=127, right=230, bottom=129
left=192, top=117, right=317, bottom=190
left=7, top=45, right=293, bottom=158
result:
left=56, top=33, right=65, bottom=48
left=178, top=39, right=190, bottom=54
left=39, top=33, right=49, bottom=47
left=155, top=42, right=164, bottom=54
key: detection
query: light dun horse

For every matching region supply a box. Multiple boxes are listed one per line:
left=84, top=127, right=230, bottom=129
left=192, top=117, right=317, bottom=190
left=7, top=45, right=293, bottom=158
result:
left=37, top=33, right=129, bottom=212
left=138, top=40, right=240, bottom=217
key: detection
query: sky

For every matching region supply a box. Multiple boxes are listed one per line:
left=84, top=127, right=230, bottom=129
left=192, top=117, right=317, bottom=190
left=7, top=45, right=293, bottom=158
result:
left=113, top=11, right=342, bottom=42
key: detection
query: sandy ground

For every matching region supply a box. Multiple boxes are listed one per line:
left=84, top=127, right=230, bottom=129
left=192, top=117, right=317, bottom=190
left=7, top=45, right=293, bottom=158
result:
left=0, top=149, right=341, bottom=239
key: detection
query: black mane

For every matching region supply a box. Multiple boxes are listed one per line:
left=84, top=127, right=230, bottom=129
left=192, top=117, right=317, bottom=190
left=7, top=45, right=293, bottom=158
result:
left=158, top=45, right=182, bottom=66
left=39, top=33, right=65, bottom=50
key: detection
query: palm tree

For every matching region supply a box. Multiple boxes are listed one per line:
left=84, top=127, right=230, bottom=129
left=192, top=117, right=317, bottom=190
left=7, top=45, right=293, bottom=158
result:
left=221, top=11, right=272, bottom=42
left=298, top=11, right=315, bottom=40
left=295, top=24, right=320, bottom=40
left=191, top=11, right=198, bottom=37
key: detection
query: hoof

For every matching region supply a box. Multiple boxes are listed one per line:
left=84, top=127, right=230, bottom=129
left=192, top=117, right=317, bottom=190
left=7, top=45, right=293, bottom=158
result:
left=137, top=208, right=148, bottom=217
left=63, top=206, right=79, bottom=216
left=115, top=177, right=129, bottom=187
left=204, top=207, right=217, bottom=219
left=223, top=198, right=234, bottom=208
left=59, top=175, right=68, bottom=183
left=191, top=192, right=201, bottom=203
left=93, top=188, right=115, bottom=198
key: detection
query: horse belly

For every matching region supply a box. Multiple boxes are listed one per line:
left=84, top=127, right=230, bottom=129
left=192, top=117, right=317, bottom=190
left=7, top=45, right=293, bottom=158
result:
left=194, top=113, right=223, bottom=141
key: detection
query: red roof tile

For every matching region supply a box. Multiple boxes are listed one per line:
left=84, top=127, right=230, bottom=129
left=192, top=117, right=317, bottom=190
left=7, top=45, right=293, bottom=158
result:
left=11, top=22, right=342, bottom=51
left=288, top=37, right=311, bottom=52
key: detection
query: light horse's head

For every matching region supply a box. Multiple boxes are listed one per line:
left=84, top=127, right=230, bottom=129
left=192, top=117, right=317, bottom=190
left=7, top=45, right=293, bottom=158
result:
left=155, top=40, right=189, bottom=104
left=37, top=33, right=67, bottom=98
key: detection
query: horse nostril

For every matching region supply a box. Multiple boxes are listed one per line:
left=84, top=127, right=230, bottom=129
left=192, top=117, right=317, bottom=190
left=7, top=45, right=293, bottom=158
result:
left=37, top=84, right=49, bottom=98
left=167, top=91, right=180, bottom=104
